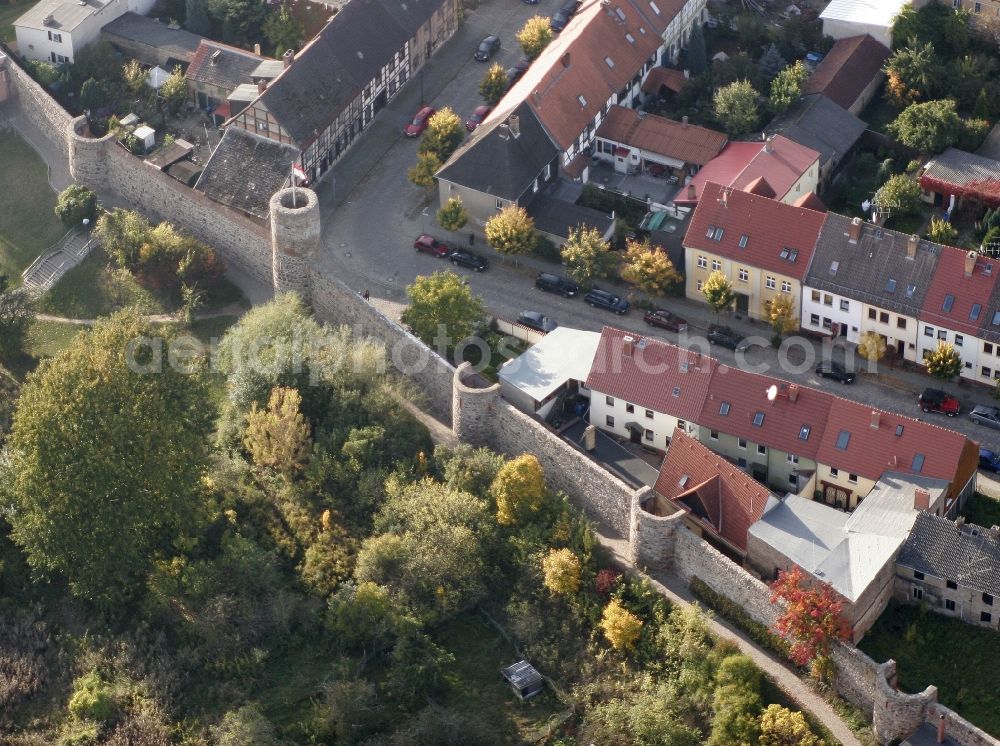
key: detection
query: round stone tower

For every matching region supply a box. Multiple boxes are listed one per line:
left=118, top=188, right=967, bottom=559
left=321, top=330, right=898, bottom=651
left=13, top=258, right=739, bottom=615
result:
left=269, top=186, right=320, bottom=303
left=452, top=361, right=500, bottom=446
left=68, top=115, right=115, bottom=191
left=873, top=660, right=937, bottom=744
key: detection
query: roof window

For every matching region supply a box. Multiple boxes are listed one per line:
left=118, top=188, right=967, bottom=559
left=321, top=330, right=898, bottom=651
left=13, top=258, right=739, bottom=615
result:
left=971, top=303, right=982, bottom=321
left=604, top=56, right=615, bottom=68
left=614, top=6, right=626, bottom=21
left=578, top=95, right=587, bottom=107
left=836, top=430, right=851, bottom=449
left=625, top=32, right=635, bottom=44
left=739, top=234, right=749, bottom=248
left=649, top=0, right=661, bottom=13
left=830, top=260, right=839, bottom=275
left=885, top=278, right=897, bottom=293
left=678, top=475, right=689, bottom=488
left=799, top=425, right=811, bottom=441
left=779, top=248, right=798, bottom=262
left=895, top=424, right=904, bottom=437
left=912, top=453, right=925, bottom=472
left=943, top=294, right=955, bottom=312
left=993, top=310, right=1000, bottom=326
left=752, top=411, right=765, bottom=427
left=672, top=386, right=681, bottom=398
left=906, top=284, right=917, bottom=298
left=720, top=401, right=731, bottom=415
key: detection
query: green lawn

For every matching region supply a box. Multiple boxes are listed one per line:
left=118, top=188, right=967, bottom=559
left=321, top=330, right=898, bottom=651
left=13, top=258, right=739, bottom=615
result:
left=962, top=492, right=1000, bottom=529
left=0, top=130, right=67, bottom=283
left=0, top=0, right=40, bottom=41
left=859, top=600, right=1000, bottom=737
left=36, top=249, right=166, bottom=319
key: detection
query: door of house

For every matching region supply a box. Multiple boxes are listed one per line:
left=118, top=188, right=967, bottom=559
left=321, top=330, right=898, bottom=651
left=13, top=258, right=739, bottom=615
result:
left=736, top=293, right=749, bottom=316
left=897, top=340, right=905, bottom=357
left=822, top=483, right=850, bottom=509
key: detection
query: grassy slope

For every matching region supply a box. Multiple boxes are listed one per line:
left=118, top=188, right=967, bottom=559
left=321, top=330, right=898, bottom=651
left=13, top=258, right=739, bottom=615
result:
left=860, top=600, right=1000, bottom=737
left=36, top=249, right=166, bottom=319
left=0, top=130, right=66, bottom=282
left=0, top=0, right=41, bottom=42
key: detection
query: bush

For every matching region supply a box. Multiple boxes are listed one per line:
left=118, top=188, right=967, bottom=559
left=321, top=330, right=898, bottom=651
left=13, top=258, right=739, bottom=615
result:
left=534, top=235, right=562, bottom=263
left=55, top=185, right=99, bottom=228
left=68, top=671, right=118, bottom=723
left=689, top=577, right=791, bottom=658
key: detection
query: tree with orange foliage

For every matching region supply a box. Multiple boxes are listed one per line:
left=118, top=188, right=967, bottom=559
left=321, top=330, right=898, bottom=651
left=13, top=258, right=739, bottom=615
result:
left=769, top=566, right=851, bottom=671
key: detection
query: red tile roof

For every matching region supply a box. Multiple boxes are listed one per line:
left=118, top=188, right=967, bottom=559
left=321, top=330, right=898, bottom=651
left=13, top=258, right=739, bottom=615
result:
left=585, top=326, right=717, bottom=423
left=185, top=39, right=267, bottom=91
left=793, top=191, right=827, bottom=212
left=802, top=34, right=889, bottom=111
left=919, top=245, right=1000, bottom=336
left=684, top=181, right=826, bottom=280
left=655, top=428, right=772, bottom=553
left=676, top=136, right=820, bottom=205
left=744, top=176, right=776, bottom=197
left=816, top=398, right=969, bottom=484
left=596, top=106, right=728, bottom=166
left=642, top=66, right=689, bottom=94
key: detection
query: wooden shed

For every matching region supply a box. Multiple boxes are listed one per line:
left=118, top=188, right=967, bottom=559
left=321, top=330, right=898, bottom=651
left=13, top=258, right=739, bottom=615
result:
left=501, top=660, right=544, bottom=701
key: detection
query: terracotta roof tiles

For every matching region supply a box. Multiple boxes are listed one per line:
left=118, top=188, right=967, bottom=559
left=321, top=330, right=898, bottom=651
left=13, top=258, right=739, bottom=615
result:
left=596, top=105, right=727, bottom=166
left=801, top=34, right=889, bottom=111
left=920, top=244, right=1000, bottom=337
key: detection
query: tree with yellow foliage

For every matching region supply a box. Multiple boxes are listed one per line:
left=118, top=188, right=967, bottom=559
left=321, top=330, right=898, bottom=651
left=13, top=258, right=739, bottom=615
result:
left=620, top=238, right=682, bottom=296
left=244, top=386, right=312, bottom=476
left=490, top=454, right=546, bottom=525
left=600, top=598, right=643, bottom=651
left=758, top=704, right=822, bottom=746
left=541, top=548, right=581, bottom=596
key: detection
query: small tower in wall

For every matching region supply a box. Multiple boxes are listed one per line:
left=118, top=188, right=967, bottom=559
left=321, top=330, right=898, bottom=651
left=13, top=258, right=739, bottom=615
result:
left=269, top=186, right=320, bottom=304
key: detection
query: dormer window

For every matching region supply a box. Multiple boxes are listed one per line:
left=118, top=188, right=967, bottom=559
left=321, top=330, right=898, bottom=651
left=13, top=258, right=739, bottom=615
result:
left=830, top=260, right=839, bottom=275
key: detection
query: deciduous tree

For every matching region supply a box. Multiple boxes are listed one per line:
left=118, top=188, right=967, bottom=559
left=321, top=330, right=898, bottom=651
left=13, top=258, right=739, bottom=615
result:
left=436, top=196, right=468, bottom=231
left=3, top=312, right=212, bottom=609
left=121, top=59, right=148, bottom=97
left=888, top=99, right=964, bottom=153
left=713, top=80, right=759, bottom=136
left=758, top=704, right=821, bottom=746
left=560, top=225, right=616, bottom=286
left=54, top=184, right=98, bottom=228
left=491, top=453, right=546, bottom=526
left=770, top=566, right=851, bottom=668
left=765, top=294, right=796, bottom=343
left=873, top=173, right=922, bottom=216
left=485, top=204, right=537, bottom=255
left=701, top=270, right=735, bottom=318
left=244, top=386, right=312, bottom=476
left=541, top=548, right=581, bottom=596
left=420, top=107, right=465, bottom=163
left=884, top=42, right=942, bottom=107
left=600, top=599, right=643, bottom=652
left=263, top=3, right=304, bottom=57
left=479, top=63, right=507, bottom=106
left=925, top=341, right=962, bottom=381
left=620, top=238, right=682, bottom=296
left=185, top=0, right=211, bottom=35
left=856, top=330, right=886, bottom=362
left=212, top=705, right=279, bottom=746
left=926, top=217, right=958, bottom=244
left=408, top=150, right=441, bottom=186
left=401, top=271, right=486, bottom=347
left=769, top=60, right=808, bottom=113
left=0, top=288, right=32, bottom=360
left=159, top=66, right=188, bottom=114
left=95, top=208, right=150, bottom=268
left=517, top=16, right=553, bottom=60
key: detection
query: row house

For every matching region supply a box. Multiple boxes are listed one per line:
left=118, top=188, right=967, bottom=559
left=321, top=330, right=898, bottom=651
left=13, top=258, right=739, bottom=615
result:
left=683, top=182, right=826, bottom=323
left=227, top=0, right=459, bottom=184
left=15, top=0, right=156, bottom=64
left=584, top=326, right=979, bottom=512
left=436, top=0, right=706, bottom=225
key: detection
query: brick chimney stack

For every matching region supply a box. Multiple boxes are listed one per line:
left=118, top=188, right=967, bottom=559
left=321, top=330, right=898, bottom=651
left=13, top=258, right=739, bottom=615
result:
left=914, top=488, right=931, bottom=511
left=623, top=335, right=635, bottom=357
left=907, top=234, right=919, bottom=259
left=937, top=713, right=946, bottom=743
left=283, top=49, right=294, bottom=68
left=965, top=250, right=978, bottom=277
left=848, top=216, right=862, bottom=243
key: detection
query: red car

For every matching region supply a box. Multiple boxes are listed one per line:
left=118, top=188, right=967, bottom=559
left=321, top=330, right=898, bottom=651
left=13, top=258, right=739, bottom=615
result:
left=404, top=106, right=436, bottom=137
left=414, top=233, right=450, bottom=257
left=466, top=105, right=492, bottom=131
left=918, top=388, right=960, bottom=416
left=643, top=308, right=688, bottom=332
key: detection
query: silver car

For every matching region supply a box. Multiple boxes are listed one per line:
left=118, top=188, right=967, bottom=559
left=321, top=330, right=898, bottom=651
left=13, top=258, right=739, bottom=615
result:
left=970, top=404, right=1000, bottom=430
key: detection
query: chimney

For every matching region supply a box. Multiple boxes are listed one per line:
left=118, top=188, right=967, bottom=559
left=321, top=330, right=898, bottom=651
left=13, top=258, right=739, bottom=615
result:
left=937, top=713, right=946, bottom=744
left=870, top=410, right=880, bottom=430
left=764, top=136, right=774, bottom=154
left=257, top=79, right=267, bottom=94
left=682, top=115, right=689, bottom=127
left=907, top=234, right=919, bottom=259
left=848, top=217, right=863, bottom=243
left=965, top=250, right=978, bottom=277
left=561, top=52, right=571, bottom=68
left=788, top=384, right=799, bottom=402
left=957, top=515, right=967, bottom=529
left=283, top=49, right=294, bottom=68
left=508, top=114, right=520, bottom=138
left=683, top=68, right=690, bottom=79
left=720, top=187, right=729, bottom=207
left=686, top=183, right=696, bottom=200
left=623, top=335, right=635, bottom=357
left=253, top=42, right=261, bottom=55
left=914, top=488, right=931, bottom=511
left=210, top=49, right=221, bottom=65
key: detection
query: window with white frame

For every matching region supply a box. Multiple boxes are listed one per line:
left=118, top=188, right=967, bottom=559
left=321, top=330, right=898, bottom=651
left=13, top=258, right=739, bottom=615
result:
left=781, top=281, right=792, bottom=293
left=840, top=299, right=849, bottom=311
left=711, top=259, right=722, bottom=271
left=766, top=276, right=776, bottom=289
left=697, top=255, right=707, bottom=268
left=738, top=268, right=748, bottom=282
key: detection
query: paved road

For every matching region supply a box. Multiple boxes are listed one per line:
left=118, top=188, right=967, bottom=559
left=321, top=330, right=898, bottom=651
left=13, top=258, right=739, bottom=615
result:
left=313, top=0, right=1000, bottom=457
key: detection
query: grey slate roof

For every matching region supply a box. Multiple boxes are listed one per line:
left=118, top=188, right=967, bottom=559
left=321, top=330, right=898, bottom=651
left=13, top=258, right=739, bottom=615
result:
left=253, top=0, right=445, bottom=148
left=527, top=194, right=614, bottom=240
left=194, top=128, right=298, bottom=219
left=436, top=103, right=559, bottom=202
left=101, top=12, right=202, bottom=63
left=766, top=94, right=865, bottom=170
left=897, top=512, right=1000, bottom=597
left=805, top=212, right=942, bottom=316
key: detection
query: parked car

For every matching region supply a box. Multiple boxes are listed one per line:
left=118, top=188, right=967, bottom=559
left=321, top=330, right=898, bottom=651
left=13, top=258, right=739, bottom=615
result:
left=535, top=272, right=579, bottom=297
left=404, top=106, right=435, bottom=137
left=918, top=388, right=960, bottom=416
left=980, top=448, right=1000, bottom=472
left=474, top=34, right=501, bottom=62
left=550, top=0, right=581, bottom=31
left=505, top=66, right=524, bottom=89
left=643, top=308, right=688, bottom=332
left=815, top=361, right=856, bottom=384
left=584, top=288, right=629, bottom=315
left=413, top=233, right=449, bottom=257
left=970, top=404, right=1000, bottom=430
left=707, top=325, right=749, bottom=352
left=465, top=105, right=492, bottom=131
left=514, top=55, right=532, bottom=75
left=449, top=249, right=489, bottom=271
left=517, top=311, right=558, bottom=333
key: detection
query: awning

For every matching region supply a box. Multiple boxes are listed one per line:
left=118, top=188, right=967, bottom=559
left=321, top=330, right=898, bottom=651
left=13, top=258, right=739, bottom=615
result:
left=615, top=146, right=631, bottom=157
left=624, top=421, right=644, bottom=434
left=147, top=65, right=170, bottom=89
left=212, top=100, right=231, bottom=119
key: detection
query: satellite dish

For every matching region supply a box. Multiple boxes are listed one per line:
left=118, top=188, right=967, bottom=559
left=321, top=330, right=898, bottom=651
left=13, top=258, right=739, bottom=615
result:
left=766, top=385, right=778, bottom=402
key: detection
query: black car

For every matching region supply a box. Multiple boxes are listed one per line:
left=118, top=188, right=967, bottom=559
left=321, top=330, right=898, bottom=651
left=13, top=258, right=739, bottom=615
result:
left=517, top=311, right=558, bottom=333
left=584, top=288, right=629, bottom=315
left=550, top=0, right=581, bottom=31
left=449, top=249, right=488, bottom=271
left=474, top=35, right=500, bottom=62
left=707, top=325, right=748, bottom=351
left=980, top=448, right=1000, bottom=472
left=535, top=272, right=579, bottom=297
left=815, top=361, right=856, bottom=384
left=514, top=55, right=532, bottom=75
left=505, top=66, right=524, bottom=89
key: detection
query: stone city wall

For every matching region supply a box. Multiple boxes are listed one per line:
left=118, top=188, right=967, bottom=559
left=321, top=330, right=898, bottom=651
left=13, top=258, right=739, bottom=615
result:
left=0, top=47, right=72, bottom=160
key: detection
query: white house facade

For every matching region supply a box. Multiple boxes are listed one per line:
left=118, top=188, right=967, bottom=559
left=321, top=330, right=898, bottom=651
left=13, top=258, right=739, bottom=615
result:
left=15, top=0, right=155, bottom=64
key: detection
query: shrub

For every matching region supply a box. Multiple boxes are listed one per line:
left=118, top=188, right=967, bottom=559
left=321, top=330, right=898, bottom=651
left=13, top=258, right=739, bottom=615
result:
left=600, top=598, right=643, bottom=651
left=542, top=548, right=582, bottom=596
left=68, top=671, right=118, bottom=723
left=54, top=185, right=98, bottom=228
left=689, top=577, right=791, bottom=658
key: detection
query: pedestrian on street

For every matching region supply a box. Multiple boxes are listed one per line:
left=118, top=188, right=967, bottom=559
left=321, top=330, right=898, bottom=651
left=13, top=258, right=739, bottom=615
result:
left=469, top=232, right=475, bottom=247
left=362, top=289, right=370, bottom=301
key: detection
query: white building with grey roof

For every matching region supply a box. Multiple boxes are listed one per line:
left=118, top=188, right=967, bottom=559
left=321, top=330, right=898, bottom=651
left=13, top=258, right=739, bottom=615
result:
left=15, top=0, right=155, bottom=64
